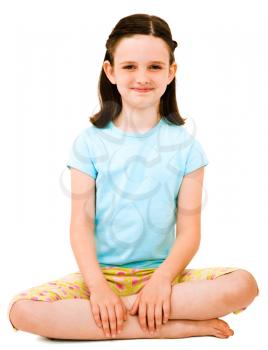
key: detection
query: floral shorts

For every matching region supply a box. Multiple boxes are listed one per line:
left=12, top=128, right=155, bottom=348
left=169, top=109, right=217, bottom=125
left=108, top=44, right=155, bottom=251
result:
left=8, top=266, right=246, bottom=332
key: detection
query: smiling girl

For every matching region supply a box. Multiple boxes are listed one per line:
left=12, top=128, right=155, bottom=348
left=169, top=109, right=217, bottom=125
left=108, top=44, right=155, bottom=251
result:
left=8, top=13, right=259, bottom=341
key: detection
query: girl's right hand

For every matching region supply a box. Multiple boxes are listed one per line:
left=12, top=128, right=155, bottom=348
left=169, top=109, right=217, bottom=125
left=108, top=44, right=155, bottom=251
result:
left=89, top=282, right=128, bottom=338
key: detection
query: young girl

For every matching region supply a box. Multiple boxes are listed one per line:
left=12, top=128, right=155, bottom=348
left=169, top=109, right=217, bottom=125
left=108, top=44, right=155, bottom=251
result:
left=8, top=13, right=259, bottom=341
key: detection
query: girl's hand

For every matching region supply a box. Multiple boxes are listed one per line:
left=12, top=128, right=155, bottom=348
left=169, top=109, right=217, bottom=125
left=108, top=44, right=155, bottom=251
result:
left=129, top=274, right=172, bottom=334
left=89, top=282, right=128, bottom=338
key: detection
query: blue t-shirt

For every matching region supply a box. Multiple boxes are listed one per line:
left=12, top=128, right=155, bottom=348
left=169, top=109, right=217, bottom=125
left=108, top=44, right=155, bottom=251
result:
left=66, top=118, right=209, bottom=269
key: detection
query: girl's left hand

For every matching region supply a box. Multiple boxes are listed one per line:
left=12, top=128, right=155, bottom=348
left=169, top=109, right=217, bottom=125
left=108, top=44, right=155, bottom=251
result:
left=128, top=274, right=172, bottom=334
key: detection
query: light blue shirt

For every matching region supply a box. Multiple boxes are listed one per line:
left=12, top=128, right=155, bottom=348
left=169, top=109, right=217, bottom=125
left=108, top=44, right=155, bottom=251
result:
left=66, top=118, right=209, bottom=269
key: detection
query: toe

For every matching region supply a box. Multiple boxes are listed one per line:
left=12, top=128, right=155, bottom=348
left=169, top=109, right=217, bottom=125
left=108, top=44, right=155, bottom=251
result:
left=216, top=330, right=228, bottom=339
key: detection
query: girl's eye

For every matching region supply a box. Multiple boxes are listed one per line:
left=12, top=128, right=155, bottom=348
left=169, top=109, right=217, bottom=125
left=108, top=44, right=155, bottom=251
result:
left=123, top=65, right=161, bottom=70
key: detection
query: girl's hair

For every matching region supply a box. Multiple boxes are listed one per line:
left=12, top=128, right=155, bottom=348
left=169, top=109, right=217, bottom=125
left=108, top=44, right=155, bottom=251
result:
left=89, top=13, right=187, bottom=128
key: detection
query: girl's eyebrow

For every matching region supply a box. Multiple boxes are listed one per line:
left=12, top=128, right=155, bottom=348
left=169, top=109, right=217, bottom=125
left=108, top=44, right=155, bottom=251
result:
left=119, top=61, right=166, bottom=65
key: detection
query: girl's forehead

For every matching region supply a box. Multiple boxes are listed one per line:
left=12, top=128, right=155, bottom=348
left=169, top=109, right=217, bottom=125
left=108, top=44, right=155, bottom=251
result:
left=118, top=60, right=167, bottom=65
left=114, top=37, right=169, bottom=64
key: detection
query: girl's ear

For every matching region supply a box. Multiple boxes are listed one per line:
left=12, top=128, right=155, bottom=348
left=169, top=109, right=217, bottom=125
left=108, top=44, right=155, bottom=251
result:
left=103, top=60, right=116, bottom=85
left=168, top=62, right=177, bottom=84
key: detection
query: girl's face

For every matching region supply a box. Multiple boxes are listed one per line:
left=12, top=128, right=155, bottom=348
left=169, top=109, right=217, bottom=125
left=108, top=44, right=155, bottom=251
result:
left=103, top=35, right=177, bottom=110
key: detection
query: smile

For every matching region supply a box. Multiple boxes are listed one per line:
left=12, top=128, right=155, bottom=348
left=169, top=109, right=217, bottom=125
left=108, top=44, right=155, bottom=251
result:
left=131, top=88, right=153, bottom=93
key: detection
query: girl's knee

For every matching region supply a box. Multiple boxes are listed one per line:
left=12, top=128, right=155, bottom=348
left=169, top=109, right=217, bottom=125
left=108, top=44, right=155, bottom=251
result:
left=9, top=299, right=31, bottom=331
left=234, top=269, right=259, bottom=298
left=9, top=299, right=49, bottom=331
left=226, top=269, right=259, bottom=305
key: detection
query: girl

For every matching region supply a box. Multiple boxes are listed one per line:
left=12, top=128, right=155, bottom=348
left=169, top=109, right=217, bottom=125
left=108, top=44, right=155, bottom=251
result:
left=8, top=13, right=259, bottom=341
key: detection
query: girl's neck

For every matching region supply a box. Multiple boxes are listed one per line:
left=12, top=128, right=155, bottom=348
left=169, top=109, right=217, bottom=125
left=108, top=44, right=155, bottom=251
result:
left=113, top=111, right=161, bottom=133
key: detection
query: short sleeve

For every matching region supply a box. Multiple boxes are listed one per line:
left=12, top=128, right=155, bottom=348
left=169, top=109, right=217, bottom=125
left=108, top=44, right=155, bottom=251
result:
left=66, top=130, right=97, bottom=179
left=184, top=138, right=209, bottom=176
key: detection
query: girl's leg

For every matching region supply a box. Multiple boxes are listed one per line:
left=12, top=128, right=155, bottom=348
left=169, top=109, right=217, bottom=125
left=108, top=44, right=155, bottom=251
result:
left=7, top=267, right=258, bottom=340
left=167, top=268, right=259, bottom=320
left=9, top=297, right=234, bottom=340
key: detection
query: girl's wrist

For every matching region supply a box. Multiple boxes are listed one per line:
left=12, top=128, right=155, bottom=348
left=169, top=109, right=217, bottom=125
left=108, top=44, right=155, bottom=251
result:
left=86, top=275, right=107, bottom=292
left=151, top=269, right=173, bottom=284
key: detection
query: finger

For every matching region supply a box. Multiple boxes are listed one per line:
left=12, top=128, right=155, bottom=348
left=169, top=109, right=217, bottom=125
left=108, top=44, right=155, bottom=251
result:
left=138, top=302, right=148, bottom=333
left=154, top=302, right=163, bottom=331
left=147, top=303, right=156, bottom=334
left=162, top=299, right=171, bottom=324
left=91, top=303, right=102, bottom=329
left=100, top=305, right=111, bottom=338
left=115, top=303, right=124, bottom=333
left=122, top=301, right=128, bottom=321
left=107, top=304, right=117, bottom=338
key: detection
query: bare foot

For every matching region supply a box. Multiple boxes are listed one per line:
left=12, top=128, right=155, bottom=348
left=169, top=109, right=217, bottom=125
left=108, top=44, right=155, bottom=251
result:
left=189, top=318, right=234, bottom=339
left=161, top=317, right=234, bottom=339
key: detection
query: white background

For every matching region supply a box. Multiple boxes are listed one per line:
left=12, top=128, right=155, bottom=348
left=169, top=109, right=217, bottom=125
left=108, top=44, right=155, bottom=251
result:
left=1, top=0, right=267, bottom=348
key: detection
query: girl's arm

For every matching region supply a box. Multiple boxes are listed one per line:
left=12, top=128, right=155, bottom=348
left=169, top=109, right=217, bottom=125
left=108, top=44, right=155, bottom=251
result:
left=69, top=168, right=107, bottom=290
left=152, top=166, right=205, bottom=283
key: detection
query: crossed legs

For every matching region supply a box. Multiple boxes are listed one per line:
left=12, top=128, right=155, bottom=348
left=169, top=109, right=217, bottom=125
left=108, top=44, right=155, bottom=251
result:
left=9, top=269, right=259, bottom=340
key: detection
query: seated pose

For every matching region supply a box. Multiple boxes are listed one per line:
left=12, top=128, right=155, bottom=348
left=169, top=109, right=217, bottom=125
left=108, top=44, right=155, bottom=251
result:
left=8, top=13, right=259, bottom=341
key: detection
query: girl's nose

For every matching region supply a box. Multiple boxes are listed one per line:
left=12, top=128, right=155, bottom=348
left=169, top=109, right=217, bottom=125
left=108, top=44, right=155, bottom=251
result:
left=135, top=70, right=150, bottom=85
left=135, top=79, right=150, bottom=86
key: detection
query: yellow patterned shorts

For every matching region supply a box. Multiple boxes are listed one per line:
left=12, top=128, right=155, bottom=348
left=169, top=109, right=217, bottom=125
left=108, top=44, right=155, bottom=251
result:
left=8, top=266, right=247, bottom=332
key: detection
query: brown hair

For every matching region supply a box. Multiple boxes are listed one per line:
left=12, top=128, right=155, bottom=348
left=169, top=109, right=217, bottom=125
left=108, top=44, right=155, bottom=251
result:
left=89, top=13, right=187, bottom=128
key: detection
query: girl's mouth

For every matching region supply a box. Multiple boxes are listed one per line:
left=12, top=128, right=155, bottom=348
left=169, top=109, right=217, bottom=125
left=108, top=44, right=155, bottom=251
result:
left=131, top=88, right=153, bottom=92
